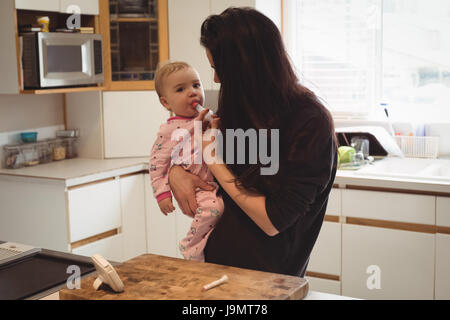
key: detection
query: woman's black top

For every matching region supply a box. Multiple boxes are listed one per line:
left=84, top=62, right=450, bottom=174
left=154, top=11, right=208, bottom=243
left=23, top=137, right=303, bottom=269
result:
left=204, top=96, right=338, bottom=277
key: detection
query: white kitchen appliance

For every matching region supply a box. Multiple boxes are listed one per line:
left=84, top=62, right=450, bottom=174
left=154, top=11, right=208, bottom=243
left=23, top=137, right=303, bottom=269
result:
left=21, top=32, right=104, bottom=89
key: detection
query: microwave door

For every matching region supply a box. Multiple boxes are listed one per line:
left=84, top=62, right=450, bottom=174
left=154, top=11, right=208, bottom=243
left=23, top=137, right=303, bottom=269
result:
left=38, top=33, right=95, bottom=87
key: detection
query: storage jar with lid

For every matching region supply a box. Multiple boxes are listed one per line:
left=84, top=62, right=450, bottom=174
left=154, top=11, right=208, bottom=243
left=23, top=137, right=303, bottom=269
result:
left=21, top=143, right=39, bottom=166
left=38, top=140, right=53, bottom=164
left=50, top=139, right=66, bottom=161
left=63, top=137, right=78, bottom=159
left=3, top=145, right=24, bottom=169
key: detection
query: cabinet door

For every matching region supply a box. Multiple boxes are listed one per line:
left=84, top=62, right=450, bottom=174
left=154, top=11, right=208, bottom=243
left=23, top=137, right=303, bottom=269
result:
left=144, top=174, right=177, bottom=257
left=72, top=233, right=124, bottom=262
left=60, top=0, right=99, bottom=15
left=342, top=189, right=435, bottom=225
left=325, top=188, right=341, bottom=216
left=342, top=224, right=435, bottom=299
left=68, top=179, right=121, bottom=243
left=120, top=174, right=147, bottom=261
left=103, top=91, right=170, bottom=158
left=101, top=0, right=168, bottom=90
left=436, top=197, right=450, bottom=227
left=436, top=233, right=450, bottom=300
left=306, top=277, right=341, bottom=296
left=15, top=0, right=60, bottom=11
left=307, top=221, right=341, bottom=276
left=168, top=0, right=213, bottom=89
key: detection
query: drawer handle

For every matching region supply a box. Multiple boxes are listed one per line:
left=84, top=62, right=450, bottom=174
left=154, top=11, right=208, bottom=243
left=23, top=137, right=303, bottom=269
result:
left=71, top=229, right=119, bottom=249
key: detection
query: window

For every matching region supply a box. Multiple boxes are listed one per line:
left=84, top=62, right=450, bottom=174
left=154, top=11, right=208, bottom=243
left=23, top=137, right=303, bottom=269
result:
left=284, top=0, right=450, bottom=121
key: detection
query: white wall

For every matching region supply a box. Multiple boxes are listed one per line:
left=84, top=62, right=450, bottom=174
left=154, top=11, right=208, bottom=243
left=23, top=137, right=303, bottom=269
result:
left=0, top=94, right=65, bottom=168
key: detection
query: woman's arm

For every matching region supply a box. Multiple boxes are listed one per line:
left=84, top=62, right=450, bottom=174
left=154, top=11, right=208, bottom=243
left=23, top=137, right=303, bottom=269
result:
left=208, top=162, right=279, bottom=236
left=197, top=109, right=279, bottom=237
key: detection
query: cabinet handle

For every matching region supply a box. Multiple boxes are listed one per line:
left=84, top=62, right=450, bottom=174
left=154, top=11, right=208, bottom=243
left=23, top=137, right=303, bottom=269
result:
left=71, top=228, right=119, bottom=249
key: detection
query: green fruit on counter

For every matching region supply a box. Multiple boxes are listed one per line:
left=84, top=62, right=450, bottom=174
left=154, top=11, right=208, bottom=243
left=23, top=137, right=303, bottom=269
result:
left=338, top=146, right=355, bottom=164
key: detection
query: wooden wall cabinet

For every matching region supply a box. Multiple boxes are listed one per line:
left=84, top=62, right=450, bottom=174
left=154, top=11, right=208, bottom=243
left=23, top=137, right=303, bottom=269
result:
left=0, top=0, right=102, bottom=94
left=99, top=0, right=168, bottom=91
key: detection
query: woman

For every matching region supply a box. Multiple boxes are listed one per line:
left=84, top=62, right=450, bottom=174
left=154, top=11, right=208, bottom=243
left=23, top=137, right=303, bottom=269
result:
left=169, top=7, right=337, bottom=277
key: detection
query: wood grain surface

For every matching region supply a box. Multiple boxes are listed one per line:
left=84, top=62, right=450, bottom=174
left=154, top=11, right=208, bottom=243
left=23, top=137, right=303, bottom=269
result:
left=59, top=254, right=309, bottom=300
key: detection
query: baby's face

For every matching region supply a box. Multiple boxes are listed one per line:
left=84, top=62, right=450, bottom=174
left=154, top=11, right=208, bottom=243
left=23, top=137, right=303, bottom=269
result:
left=160, top=67, right=204, bottom=118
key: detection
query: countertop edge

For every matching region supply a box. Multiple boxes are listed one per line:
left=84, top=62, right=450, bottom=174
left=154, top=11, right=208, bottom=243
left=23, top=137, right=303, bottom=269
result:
left=0, top=158, right=449, bottom=193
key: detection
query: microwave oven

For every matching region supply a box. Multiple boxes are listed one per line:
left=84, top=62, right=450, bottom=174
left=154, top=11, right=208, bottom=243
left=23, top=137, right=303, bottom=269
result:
left=21, top=32, right=104, bottom=89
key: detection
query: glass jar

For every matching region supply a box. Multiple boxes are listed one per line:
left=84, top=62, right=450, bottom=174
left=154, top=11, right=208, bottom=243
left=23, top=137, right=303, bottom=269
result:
left=21, top=143, right=39, bottom=166
left=3, top=145, right=24, bottom=169
left=50, top=139, right=66, bottom=161
left=63, top=137, right=78, bottom=159
left=38, top=140, right=53, bottom=164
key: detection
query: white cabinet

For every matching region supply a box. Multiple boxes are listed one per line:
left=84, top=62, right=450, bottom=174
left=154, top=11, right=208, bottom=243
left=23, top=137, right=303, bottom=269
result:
left=144, top=174, right=178, bottom=258
left=103, top=91, right=170, bottom=158
left=70, top=173, right=148, bottom=262
left=15, top=0, right=98, bottom=14
left=120, top=174, right=148, bottom=261
left=72, top=233, right=124, bottom=262
left=0, top=176, right=68, bottom=252
left=342, top=224, right=435, bottom=300
left=325, top=188, right=341, bottom=216
left=60, top=0, right=98, bottom=15
left=308, top=221, right=341, bottom=277
left=342, top=189, right=435, bottom=225
left=436, top=197, right=450, bottom=227
left=0, top=172, right=148, bottom=263
left=15, top=0, right=60, bottom=11
left=306, top=277, right=341, bottom=296
left=67, top=179, right=121, bottom=243
left=435, top=233, right=450, bottom=300
left=168, top=0, right=261, bottom=91
left=144, top=173, right=197, bottom=260
left=168, top=0, right=213, bottom=90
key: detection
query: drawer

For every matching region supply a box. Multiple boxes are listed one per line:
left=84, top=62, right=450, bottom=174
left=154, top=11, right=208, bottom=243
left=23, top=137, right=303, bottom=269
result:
left=308, top=221, right=341, bottom=276
left=325, top=188, right=341, bottom=216
left=68, top=179, right=121, bottom=243
left=342, top=224, right=435, bottom=299
left=342, top=189, right=435, bottom=225
left=436, top=233, right=450, bottom=300
left=437, top=197, right=450, bottom=227
left=306, top=277, right=341, bottom=296
left=72, top=233, right=124, bottom=263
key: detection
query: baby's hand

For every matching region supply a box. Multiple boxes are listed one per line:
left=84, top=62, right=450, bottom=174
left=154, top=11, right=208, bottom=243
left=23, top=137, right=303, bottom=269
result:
left=158, top=198, right=175, bottom=216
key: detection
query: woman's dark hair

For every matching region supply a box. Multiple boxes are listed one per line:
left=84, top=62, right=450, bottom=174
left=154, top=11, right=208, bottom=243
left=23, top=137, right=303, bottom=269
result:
left=200, top=7, right=336, bottom=194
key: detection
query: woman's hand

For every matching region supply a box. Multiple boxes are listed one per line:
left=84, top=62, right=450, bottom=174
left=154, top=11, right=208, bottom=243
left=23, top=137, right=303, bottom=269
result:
left=168, top=165, right=215, bottom=217
left=195, top=108, right=222, bottom=164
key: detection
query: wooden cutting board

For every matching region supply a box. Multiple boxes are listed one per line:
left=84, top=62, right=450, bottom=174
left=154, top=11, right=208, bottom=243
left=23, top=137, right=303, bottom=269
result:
left=59, top=254, right=309, bottom=300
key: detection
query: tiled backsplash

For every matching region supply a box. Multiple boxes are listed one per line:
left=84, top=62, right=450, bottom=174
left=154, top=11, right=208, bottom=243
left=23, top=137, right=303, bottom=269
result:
left=0, top=125, right=64, bottom=168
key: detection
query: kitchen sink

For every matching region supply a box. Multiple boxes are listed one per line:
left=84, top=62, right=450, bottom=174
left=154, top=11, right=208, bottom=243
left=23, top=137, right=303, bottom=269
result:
left=354, top=157, right=450, bottom=182
left=419, top=163, right=450, bottom=178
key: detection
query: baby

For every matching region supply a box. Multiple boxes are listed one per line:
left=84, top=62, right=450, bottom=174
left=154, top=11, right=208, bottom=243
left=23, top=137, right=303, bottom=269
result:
left=149, top=61, right=224, bottom=262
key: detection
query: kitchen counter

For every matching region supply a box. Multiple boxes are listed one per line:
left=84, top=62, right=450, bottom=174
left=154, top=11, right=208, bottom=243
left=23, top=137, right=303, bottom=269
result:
left=59, top=254, right=310, bottom=300
left=0, top=157, right=149, bottom=187
left=0, top=157, right=448, bottom=193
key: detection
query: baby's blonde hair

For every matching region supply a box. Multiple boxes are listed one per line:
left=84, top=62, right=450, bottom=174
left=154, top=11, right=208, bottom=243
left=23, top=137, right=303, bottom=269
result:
left=154, top=61, right=192, bottom=97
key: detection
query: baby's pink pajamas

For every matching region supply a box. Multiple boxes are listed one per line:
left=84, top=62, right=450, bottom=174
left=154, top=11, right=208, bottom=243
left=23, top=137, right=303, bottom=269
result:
left=149, top=116, right=223, bottom=262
